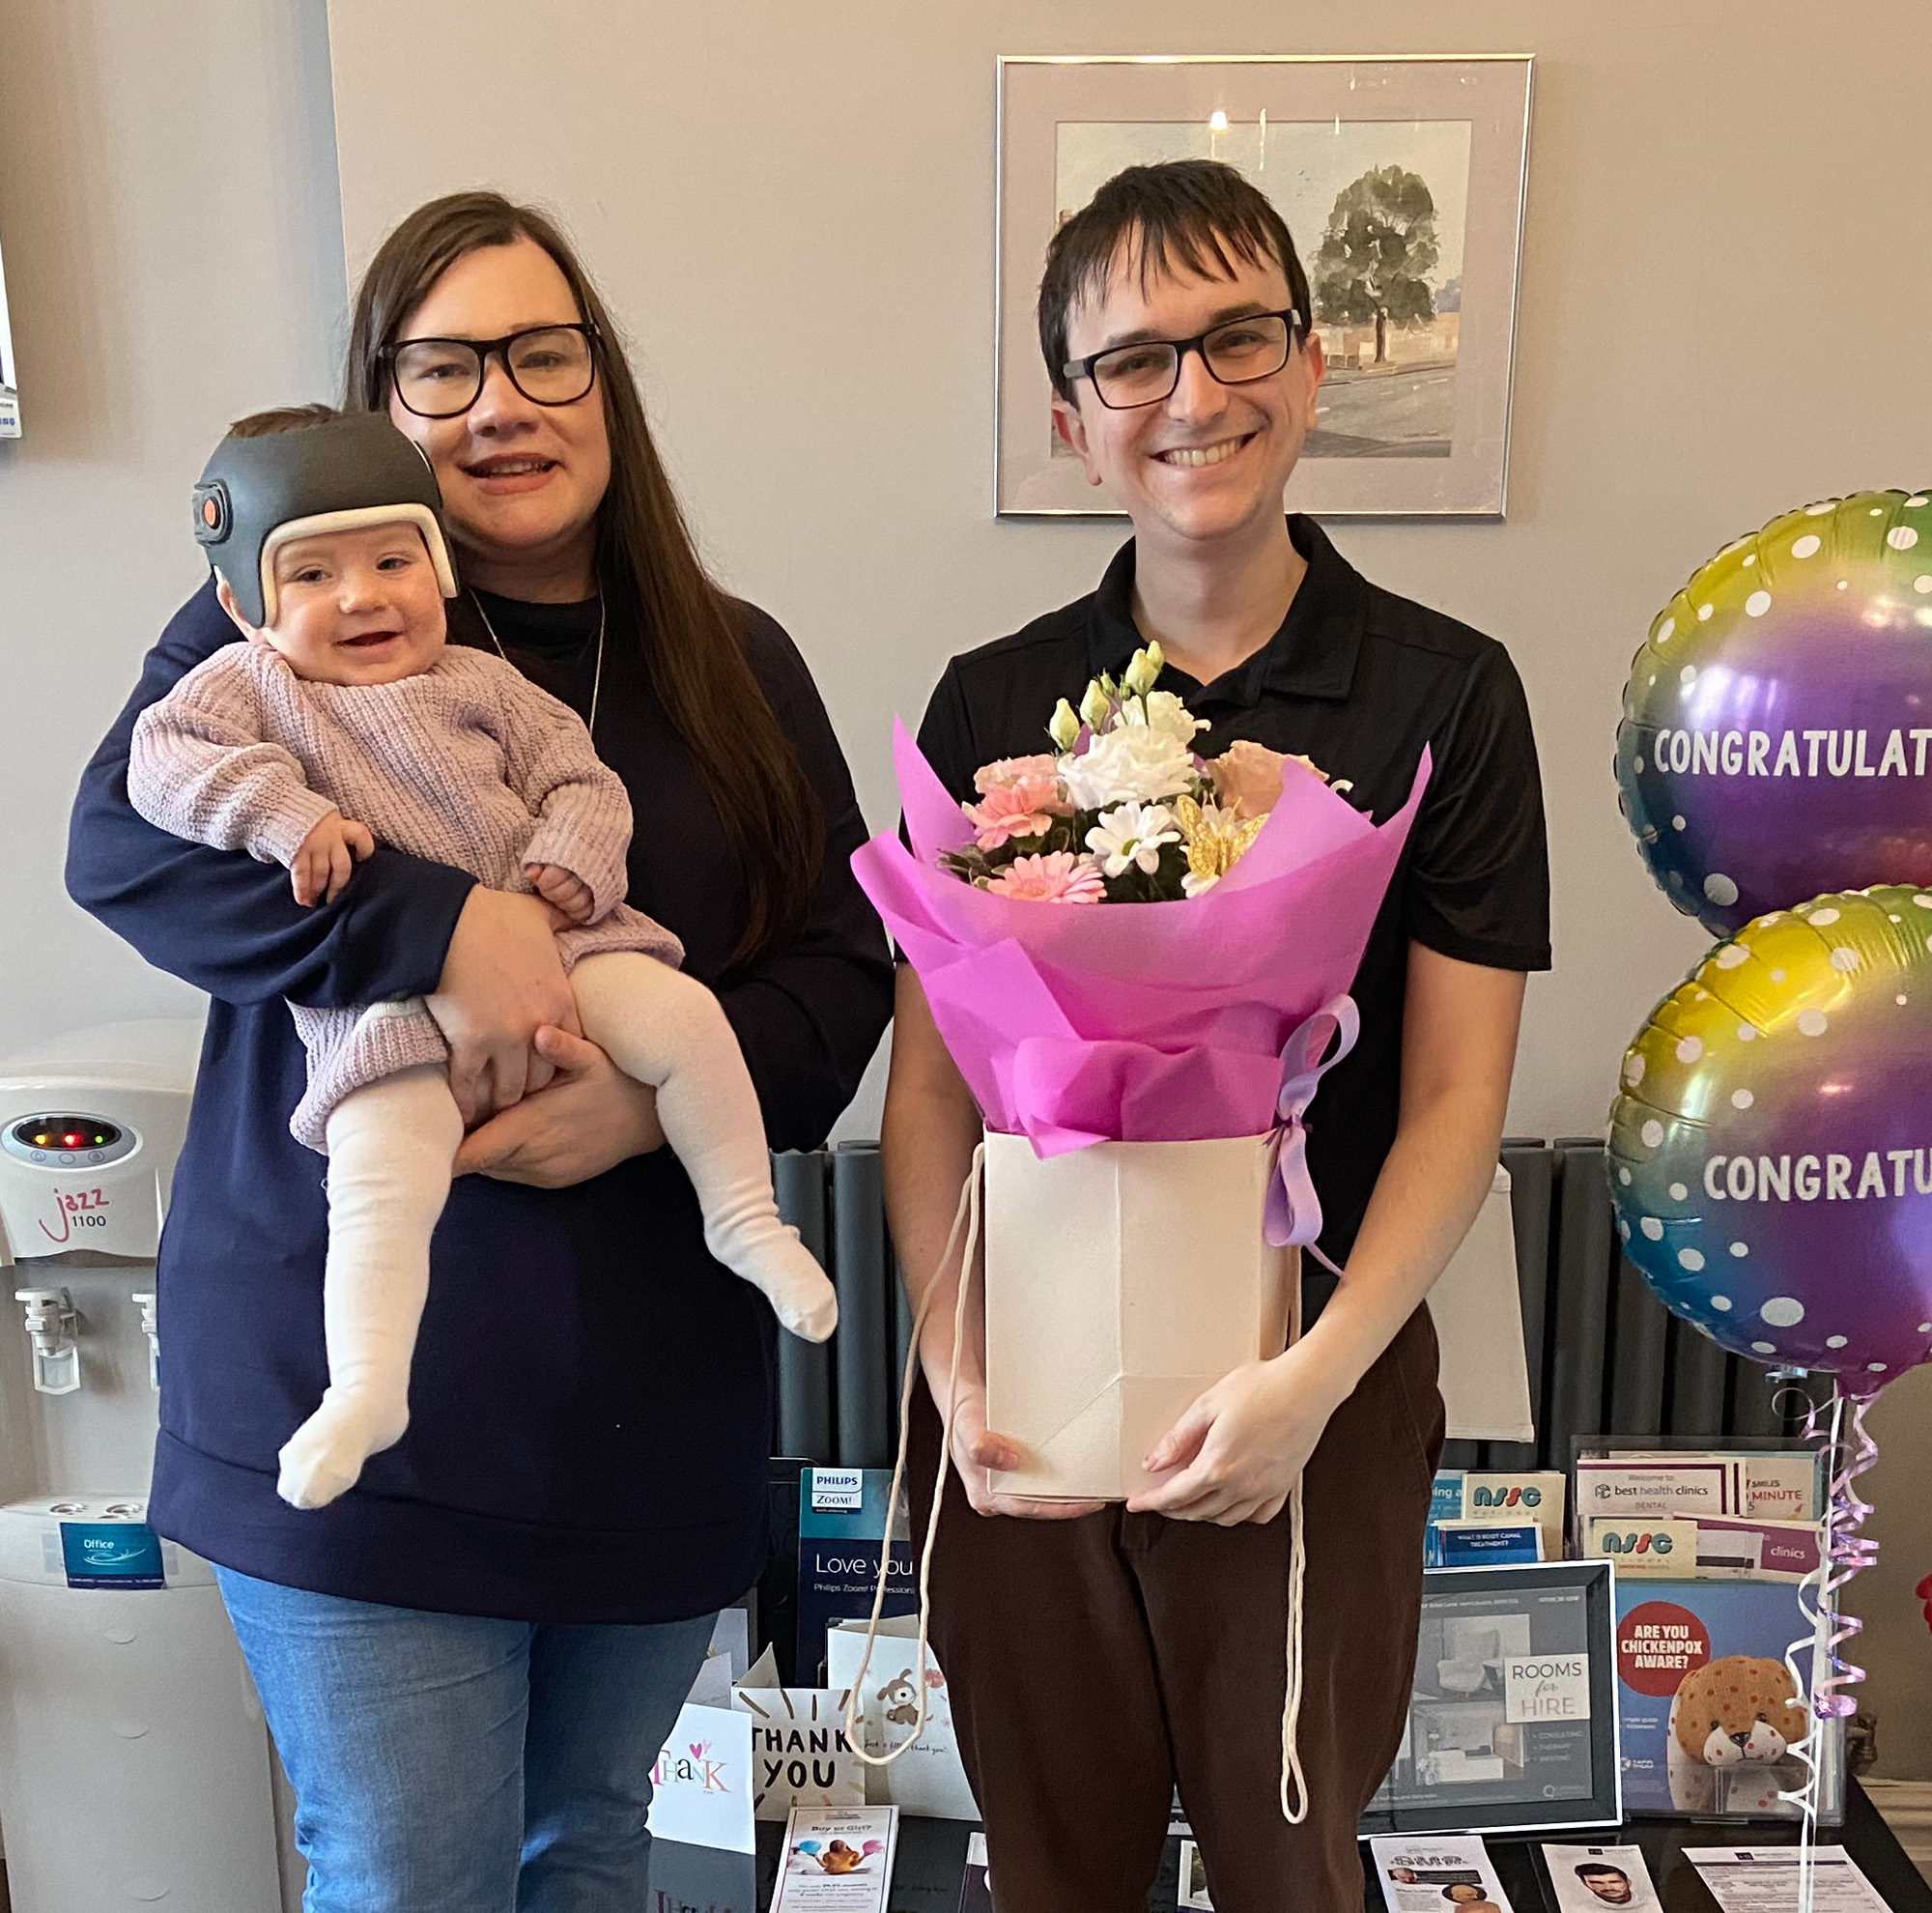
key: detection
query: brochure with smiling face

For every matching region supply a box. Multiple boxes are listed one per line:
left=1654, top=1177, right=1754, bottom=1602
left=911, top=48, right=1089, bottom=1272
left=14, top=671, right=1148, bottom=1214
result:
left=1541, top=1844, right=1660, bottom=1910
left=1368, top=1835, right=1515, bottom=1913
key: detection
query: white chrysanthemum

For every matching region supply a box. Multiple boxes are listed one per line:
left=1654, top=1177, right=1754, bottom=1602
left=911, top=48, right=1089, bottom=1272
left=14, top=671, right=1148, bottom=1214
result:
left=1061, top=726, right=1196, bottom=810
left=1085, top=801, right=1180, bottom=877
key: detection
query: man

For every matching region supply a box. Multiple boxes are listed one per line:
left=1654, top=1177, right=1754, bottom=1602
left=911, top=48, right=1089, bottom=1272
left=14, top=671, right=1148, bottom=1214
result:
left=1576, top=1862, right=1636, bottom=1905
left=881, top=160, right=1548, bottom=1911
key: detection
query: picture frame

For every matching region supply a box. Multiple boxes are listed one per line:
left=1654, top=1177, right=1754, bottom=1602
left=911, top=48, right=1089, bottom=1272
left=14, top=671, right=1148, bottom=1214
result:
left=1361, top=1561, right=1623, bottom=1837
left=0, top=219, right=19, bottom=439
left=995, top=54, right=1533, bottom=519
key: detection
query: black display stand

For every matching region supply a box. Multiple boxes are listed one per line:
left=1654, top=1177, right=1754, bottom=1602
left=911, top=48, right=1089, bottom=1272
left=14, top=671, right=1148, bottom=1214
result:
left=645, top=1782, right=1932, bottom=1911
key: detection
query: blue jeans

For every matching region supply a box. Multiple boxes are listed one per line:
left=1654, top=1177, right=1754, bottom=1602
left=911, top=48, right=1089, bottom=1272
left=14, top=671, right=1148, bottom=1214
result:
left=214, top=1566, right=716, bottom=1913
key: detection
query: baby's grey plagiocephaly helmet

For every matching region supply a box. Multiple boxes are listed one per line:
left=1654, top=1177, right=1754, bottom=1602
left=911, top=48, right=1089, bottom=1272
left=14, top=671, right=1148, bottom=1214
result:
left=190, top=410, right=459, bottom=627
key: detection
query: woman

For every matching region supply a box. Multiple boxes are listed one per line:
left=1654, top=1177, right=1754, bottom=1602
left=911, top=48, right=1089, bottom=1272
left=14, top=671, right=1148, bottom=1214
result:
left=68, top=191, right=893, bottom=1911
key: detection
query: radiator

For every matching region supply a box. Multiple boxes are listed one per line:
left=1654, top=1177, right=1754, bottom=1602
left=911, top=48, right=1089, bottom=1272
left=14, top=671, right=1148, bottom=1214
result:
left=770, top=1138, right=1824, bottom=1470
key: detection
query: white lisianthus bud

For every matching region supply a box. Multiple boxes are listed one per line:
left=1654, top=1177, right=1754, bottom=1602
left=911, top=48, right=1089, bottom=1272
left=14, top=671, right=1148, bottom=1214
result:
left=1078, top=680, right=1112, bottom=731
left=1122, top=644, right=1160, bottom=698
left=1047, top=698, right=1080, bottom=752
left=1141, top=690, right=1207, bottom=748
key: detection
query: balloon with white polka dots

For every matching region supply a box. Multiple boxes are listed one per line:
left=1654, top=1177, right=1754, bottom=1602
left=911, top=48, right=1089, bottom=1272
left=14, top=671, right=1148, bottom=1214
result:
left=1608, top=885, right=1932, bottom=1381
left=1615, top=490, right=1932, bottom=934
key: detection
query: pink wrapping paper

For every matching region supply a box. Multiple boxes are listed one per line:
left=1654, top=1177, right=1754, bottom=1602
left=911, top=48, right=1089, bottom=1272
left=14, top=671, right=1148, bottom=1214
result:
left=853, top=723, right=1430, bottom=1156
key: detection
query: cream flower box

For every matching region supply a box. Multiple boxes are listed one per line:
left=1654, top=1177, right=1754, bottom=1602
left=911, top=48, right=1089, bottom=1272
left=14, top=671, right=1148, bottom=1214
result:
left=983, top=1130, right=1295, bottom=1502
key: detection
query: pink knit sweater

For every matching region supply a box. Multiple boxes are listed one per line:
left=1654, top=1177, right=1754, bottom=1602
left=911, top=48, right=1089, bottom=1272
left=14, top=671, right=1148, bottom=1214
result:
left=128, top=640, right=682, bottom=1149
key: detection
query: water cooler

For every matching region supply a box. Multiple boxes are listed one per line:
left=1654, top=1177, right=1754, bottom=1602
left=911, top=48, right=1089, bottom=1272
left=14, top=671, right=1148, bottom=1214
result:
left=0, top=1019, right=294, bottom=1912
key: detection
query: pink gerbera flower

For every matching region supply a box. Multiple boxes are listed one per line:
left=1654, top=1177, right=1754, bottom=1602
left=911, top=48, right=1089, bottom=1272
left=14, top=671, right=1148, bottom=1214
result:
left=982, top=851, right=1106, bottom=902
left=962, top=769, right=1070, bottom=849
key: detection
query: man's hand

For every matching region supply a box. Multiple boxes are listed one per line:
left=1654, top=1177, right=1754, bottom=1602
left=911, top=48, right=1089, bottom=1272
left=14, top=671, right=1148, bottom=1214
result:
left=1125, top=1339, right=1348, bottom=1527
left=426, top=888, right=581, bottom=1126
left=454, top=1024, right=666, bottom=1185
left=939, top=1376, right=1104, bottom=1522
left=290, top=811, right=374, bottom=906
left=526, top=862, right=595, bottom=925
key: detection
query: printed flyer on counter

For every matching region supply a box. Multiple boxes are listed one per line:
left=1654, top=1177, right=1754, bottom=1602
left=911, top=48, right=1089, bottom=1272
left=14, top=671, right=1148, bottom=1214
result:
left=770, top=1805, right=899, bottom=1911
left=1541, top=1843, right=1661, bottom=1909
left=1368, top=1834, right=1515, bottom=1913
left=1685, top=1846, right=1889, bottom=1912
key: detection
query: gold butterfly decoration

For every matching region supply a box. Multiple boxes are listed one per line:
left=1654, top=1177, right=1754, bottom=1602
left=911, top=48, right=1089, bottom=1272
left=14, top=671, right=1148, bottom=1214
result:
left=1173, top=794, right=1266, bottom=887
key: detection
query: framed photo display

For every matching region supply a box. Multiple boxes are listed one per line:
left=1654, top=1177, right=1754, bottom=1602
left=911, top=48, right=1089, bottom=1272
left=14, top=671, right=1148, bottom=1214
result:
left=995, top=55, right=1533, bottom=519
left=0, top=217, right=18, bottom=438
left=1360, top=1560, right=1623, bottom=1837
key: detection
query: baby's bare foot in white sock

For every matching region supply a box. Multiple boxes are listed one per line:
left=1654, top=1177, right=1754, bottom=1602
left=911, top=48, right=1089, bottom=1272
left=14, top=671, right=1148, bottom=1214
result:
left=710, top=1222, right=838, bottom=1343
left=276, top=1385, right=409, bottom=1509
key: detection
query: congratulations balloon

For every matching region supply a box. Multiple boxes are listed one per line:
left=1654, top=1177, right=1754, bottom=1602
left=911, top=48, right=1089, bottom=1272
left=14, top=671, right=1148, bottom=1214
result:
left=1608, top=885, right=1932, bottom=1383
left=1616, top=490, right=1932, bottom=934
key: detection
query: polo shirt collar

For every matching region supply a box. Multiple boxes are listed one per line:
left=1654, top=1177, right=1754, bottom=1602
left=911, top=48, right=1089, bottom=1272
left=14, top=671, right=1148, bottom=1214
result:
left=1086, top=514, right=1367, bottom=706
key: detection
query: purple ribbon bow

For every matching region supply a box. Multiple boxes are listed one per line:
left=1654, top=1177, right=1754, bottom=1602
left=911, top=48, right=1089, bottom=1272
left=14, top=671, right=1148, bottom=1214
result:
left=1263, top=995, right=1360, bottom=1272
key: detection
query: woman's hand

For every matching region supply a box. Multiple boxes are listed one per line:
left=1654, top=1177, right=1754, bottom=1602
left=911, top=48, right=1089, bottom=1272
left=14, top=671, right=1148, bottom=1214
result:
left=453, top=1024, right=666, bottom=1186
left=937, top=1375, right=1104, bottom=1522
left=1125, top=1338, right=1349, bottom=1527
left=425, top=887, right=580, bottom=1125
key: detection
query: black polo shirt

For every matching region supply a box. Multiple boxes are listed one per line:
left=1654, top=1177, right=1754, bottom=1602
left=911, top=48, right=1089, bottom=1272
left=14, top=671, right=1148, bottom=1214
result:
left=915, top=515, right=1549, bottom=1283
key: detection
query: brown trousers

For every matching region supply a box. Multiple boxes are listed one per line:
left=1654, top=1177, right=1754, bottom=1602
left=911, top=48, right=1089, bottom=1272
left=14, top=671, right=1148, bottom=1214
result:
left=907, top=1304, right=1444, bottom=1913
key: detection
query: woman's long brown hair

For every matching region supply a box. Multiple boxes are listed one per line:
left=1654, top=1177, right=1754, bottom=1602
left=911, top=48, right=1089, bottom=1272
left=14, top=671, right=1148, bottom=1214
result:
left=344, top=191, right=823, bottom=982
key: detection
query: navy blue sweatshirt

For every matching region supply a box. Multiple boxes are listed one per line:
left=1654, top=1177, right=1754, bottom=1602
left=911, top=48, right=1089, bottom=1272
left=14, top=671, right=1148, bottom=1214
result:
left=67, top=581, right=894, bottom=1622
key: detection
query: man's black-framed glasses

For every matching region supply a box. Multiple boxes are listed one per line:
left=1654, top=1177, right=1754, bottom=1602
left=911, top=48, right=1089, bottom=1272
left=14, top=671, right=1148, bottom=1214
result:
left=1063, top=308, right=1302, bottom=410
left=384, top=323, right=601, bottom=419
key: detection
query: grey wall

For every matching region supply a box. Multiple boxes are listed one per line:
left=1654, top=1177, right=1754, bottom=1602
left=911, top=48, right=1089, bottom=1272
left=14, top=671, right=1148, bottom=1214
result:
left=322, top=0, right=1932, bottom=1150
left=0, top=0, right=345, bottom=1063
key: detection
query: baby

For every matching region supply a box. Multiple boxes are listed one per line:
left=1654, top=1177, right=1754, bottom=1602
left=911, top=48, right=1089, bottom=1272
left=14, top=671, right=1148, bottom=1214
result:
left=129, top=406, right=837, bottom=1510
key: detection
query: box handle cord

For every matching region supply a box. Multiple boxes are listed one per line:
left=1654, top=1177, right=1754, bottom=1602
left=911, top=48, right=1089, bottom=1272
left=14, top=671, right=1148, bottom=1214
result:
left=843, top=1139, right=984, bottom=1770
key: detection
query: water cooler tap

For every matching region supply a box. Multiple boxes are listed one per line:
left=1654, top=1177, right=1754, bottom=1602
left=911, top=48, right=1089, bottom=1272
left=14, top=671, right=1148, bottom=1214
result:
left=14, top=1286, right=80, bottom=1395
left=131, top=1289, right=159, bottom=1390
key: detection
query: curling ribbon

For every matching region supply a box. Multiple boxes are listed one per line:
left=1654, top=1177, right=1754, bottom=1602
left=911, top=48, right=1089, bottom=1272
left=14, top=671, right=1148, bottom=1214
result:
left=1263, top=994, right=1359, bottom=1272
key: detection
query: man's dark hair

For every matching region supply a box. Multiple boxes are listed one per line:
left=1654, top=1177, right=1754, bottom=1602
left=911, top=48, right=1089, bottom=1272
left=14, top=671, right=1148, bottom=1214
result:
left=1577, top=1865, right=1629, bottom=1882
left=1037, top=159, right=1312, bottom=402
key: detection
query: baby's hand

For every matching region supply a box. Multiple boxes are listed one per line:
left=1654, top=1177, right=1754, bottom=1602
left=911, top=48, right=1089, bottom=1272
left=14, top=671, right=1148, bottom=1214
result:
left=526, top=862, right=595, bottom=925
left=292, top=812, right=375, bottom=906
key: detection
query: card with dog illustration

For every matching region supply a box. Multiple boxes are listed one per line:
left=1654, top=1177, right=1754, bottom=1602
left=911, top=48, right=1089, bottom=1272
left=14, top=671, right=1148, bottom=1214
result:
left=1612, top=1579, right=1843, bottom=1822
left=825, top=1615, right=980, bottom=1820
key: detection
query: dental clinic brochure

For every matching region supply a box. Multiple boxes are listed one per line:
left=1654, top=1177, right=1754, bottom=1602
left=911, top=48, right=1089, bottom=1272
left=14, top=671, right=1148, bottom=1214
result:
left=1542, top=1843, right=1660, bottom=1909
left=1369, top=1835, right=1514, bottom=1913
left=1685, top=1846, right=1889, bottom=1912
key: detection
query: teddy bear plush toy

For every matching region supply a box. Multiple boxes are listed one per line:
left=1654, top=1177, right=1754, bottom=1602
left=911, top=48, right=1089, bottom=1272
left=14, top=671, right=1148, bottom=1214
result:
left=878, top=1673, right=922, bottom=1728
left=1665, top=1654, right=1809, bottom=1813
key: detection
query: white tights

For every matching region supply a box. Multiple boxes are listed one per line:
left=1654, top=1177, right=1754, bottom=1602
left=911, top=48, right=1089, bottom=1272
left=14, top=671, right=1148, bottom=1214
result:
left=276, top=954, right=836, bottom=1510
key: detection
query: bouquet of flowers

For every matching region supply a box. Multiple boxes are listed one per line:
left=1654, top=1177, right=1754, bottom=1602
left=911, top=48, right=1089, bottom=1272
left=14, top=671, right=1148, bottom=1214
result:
left=940, top=642, right=1339, bottom=905
left=856, top=658, right=1426, bottom=1162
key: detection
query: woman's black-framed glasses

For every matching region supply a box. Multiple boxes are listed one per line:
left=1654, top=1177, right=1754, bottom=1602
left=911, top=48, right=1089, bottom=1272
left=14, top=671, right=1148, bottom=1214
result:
left=384, top=323, right=602, bottom=419
left=1063, top=308, right=1302, bottom=411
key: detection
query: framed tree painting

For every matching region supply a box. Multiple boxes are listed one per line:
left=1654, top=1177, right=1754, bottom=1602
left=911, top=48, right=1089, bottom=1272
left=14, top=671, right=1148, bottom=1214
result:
left=995, top=55, right=1533, bottom=519
left=0, top=218, right=17, bottom=439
